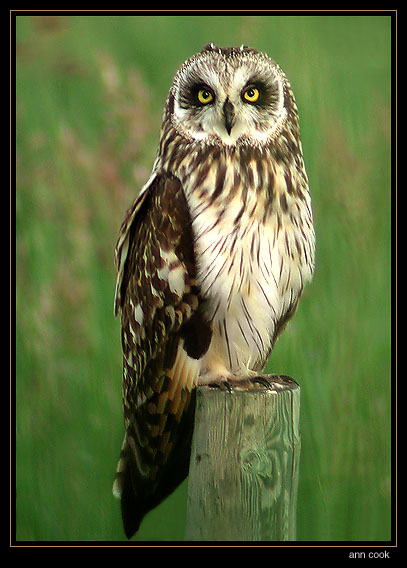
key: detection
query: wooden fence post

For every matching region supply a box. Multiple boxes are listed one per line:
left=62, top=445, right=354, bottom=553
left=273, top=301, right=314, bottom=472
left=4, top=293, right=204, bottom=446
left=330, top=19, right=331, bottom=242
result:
left=185, top=375, right=301, bottom=541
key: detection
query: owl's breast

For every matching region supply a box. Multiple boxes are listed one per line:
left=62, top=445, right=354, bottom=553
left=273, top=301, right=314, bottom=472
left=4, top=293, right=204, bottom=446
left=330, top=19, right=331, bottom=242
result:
left=185, top=176, right=312, bottom=375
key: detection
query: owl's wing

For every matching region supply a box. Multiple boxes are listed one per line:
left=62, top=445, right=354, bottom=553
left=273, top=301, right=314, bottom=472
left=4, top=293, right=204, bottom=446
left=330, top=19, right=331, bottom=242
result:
left=113, top=172, right=212, bottom=539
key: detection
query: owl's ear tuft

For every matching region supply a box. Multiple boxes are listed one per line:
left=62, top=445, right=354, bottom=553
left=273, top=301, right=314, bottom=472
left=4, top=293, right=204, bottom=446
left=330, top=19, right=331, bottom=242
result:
left=201, top=42, right=218, bottom=53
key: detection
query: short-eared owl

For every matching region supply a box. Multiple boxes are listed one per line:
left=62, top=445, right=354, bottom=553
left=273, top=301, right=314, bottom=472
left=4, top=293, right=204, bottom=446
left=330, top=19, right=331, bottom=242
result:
left=113, top=43, right=315, bottom=538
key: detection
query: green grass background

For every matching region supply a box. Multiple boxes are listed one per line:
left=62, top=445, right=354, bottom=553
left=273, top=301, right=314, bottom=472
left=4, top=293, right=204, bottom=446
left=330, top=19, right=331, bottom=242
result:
left=15, top=14, right=392, bottom=542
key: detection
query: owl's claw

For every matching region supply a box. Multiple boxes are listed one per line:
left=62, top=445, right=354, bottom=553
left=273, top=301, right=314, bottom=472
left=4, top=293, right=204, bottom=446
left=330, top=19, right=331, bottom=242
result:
left=207, top=379, right=233, bottom=392
left=202, top=374, right=297, bottom=392
left=204, top=374, right=271, bottom=391
left=248, top=375, right=273, bottom=388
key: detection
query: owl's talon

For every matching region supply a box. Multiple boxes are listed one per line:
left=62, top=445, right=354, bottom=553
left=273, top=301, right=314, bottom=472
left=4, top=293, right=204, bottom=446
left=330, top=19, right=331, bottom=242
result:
left=248, top=375, right=273, bottom=388
left=207, top=379, right=233, bottom=392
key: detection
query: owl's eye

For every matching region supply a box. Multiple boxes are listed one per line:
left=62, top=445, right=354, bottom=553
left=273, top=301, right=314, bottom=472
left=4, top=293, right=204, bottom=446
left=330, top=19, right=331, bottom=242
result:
left=242, top=86, right=260, bottom=103
left=197, top=88, right=214, bottom=105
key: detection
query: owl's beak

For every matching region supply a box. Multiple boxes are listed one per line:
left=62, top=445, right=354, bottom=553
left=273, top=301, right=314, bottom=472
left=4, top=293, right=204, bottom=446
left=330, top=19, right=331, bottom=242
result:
left=222, top=98, right=235, bottom=135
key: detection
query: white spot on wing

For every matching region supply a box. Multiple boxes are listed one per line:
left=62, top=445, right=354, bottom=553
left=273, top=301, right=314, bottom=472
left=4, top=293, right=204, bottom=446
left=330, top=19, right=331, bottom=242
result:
left=134, top=303, right=144, bottom=325
left=158, top=248, right=186, bottom=297
left=168, top=263, right=185, bottom=296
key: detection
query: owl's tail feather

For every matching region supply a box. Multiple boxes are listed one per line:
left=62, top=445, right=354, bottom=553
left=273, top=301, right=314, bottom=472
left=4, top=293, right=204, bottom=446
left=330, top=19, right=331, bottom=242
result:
left=118, top=464, right=144, bottom=539
left=112, top=390, right=196, bottom=539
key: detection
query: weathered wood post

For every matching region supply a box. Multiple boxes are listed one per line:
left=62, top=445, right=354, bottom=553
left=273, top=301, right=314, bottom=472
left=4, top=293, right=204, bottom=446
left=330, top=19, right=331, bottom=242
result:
left=185, top=375, right=301, bottom=541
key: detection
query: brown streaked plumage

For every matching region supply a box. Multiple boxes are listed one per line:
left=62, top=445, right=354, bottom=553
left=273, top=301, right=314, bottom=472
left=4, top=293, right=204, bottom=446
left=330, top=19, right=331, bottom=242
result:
left=113, top=44, right=315, bottom=538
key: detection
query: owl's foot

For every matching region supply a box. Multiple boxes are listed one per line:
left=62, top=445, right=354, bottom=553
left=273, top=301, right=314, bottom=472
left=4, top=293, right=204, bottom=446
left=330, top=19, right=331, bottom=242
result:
left=200, top=371, right=299, bottom=392
left=206, top=379, right=234, bottom=392
left=205, top=376, right=270, bottom=391
left=200, top=371, right=273, bottom=391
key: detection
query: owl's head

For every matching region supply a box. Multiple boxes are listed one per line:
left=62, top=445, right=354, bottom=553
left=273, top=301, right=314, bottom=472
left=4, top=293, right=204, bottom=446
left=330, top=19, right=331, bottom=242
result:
left=167, top=44, right=298, bottom=148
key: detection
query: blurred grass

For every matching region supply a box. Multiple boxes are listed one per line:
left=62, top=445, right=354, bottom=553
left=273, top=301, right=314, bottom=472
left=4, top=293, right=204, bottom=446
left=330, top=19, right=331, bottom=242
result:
left=15, top=14, right=391, bottom=542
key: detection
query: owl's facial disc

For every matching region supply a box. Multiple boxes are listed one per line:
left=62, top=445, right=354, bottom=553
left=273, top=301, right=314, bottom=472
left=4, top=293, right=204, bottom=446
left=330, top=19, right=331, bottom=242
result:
left=170, top=47, right=288, bottom=146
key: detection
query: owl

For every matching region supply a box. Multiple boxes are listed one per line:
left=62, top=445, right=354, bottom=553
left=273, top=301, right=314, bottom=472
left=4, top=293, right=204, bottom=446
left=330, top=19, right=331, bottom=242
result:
left=112, top=43, right=315, bottom=538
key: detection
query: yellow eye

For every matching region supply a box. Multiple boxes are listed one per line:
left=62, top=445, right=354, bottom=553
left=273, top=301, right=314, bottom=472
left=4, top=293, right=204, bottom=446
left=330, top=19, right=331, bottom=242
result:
left=197, top=88, right=214, bottom=105
left=243, top=86, right=260, bottom=103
